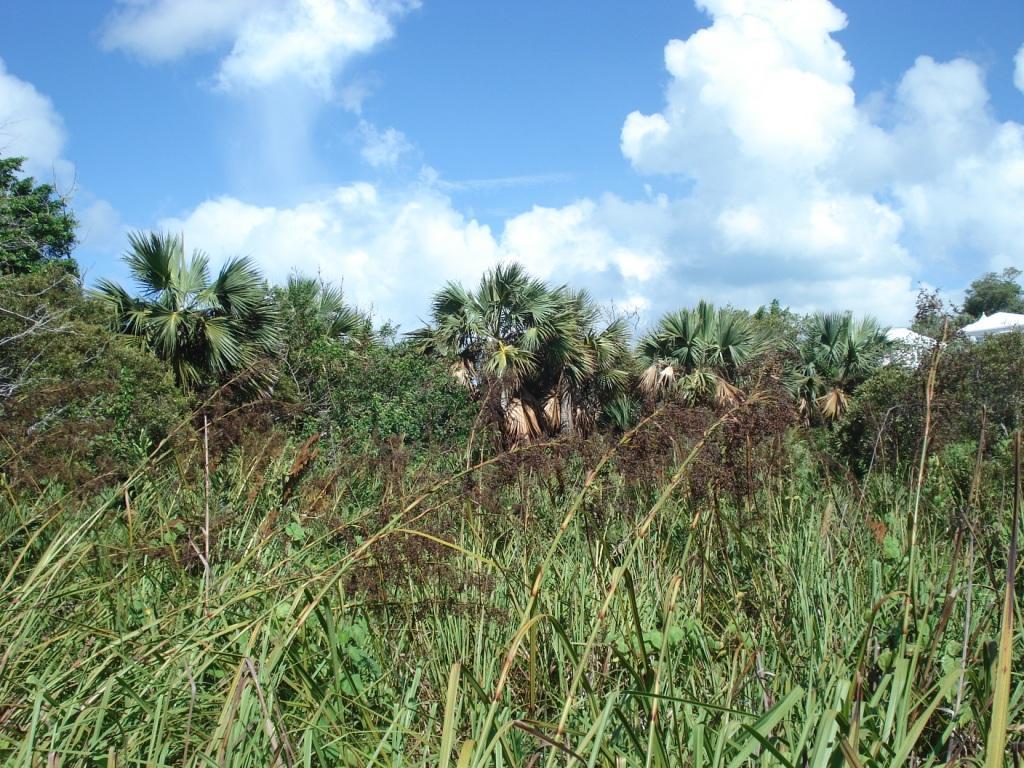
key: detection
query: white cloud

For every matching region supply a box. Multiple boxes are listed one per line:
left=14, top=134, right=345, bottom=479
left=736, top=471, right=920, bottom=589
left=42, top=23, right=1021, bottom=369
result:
left=78, top=199, right=125, bottom=252
left=502, top=200, right=662, bottom=283
left=159, top=183, right=663, bottom=329
left=160, top=184, right=498, bottom=326
left=1015, top=43, right=1024, bottom=93
left=622, top=0, right=856, bottom=177
left=132, top=0, right=1024, bottom=330
left=887, top=57, right=1024, bottom=269
left=358, top=120, right=413, bottom=168
left=102, top=0, right=418, bottom=92
left=0, top=58, right=72, bottom=182
left=614, top=0, right=1024, bottom=324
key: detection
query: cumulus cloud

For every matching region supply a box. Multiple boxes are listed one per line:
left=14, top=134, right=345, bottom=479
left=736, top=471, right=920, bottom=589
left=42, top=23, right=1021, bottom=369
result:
left=0, top=58, right=72, bottom=182
left=135, top=0, right=1024, bottom=328
left=502, top=200, right=663, bottom=284
left=158, top=183, right=660, bottom=329
left=102, top=0, right=418, bottom=92
left=615, top=0, right=1024, bottom=323
left=159, top=184, right=496, bottom=326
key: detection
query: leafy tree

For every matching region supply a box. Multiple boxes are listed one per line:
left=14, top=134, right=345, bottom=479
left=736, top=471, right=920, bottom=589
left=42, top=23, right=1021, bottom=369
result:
left=933, top=331, right=1024, bottom=445
left=0, top=156, right=77, bottom=275
left=835, top=330, right=1024, bottom=472
left=831, top=365, right=923, bottom=473
left=788, top=312, right=888, bottom=422
left=910, top=285, right=963, bottom=339
left=411, top=264, right=631, bottom=441
left=961, top=267, right=1024, bottom=319
left=750, top=299, right=801, bottom=350
left=93, top=231, right=279, bottom=390
left=637, top=301, right=762, bottom=405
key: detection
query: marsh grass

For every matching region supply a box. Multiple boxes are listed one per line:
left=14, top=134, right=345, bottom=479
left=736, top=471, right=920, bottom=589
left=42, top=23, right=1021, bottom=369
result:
left=0, top=400, right=1021, bottom=766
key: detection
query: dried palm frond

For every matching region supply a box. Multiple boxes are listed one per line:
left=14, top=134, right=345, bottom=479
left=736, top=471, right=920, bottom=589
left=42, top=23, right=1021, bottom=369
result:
left=450, top=359, right=475, bottom=388
left=504, top=397, right=543, bottom=443
left=713, top=376, right=744, bottom=407
left=817, top=387, right=850, bottom=421
left=542, top=389, right=561, bottom=431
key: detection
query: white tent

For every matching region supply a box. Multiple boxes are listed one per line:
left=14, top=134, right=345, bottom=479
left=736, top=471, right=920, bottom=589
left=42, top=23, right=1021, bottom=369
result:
left=960, top=311, right=1024, bottom=342
left=884, top=327, right=934, bottom=367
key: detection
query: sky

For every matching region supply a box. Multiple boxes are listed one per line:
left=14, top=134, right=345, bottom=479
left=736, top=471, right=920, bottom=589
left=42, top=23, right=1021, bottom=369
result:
left=2, top=0, right=1024, bottom=330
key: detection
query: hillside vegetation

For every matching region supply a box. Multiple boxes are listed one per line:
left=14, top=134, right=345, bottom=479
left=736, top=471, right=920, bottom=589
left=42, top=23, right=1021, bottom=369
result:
left=1, top=197, right=1022, bottom=765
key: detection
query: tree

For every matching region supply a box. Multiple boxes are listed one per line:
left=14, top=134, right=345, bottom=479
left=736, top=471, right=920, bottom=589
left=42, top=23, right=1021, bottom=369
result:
left=788, top=312, right=888, bottom=421
left=638, top=301, right=762, bottom=405
left=962, top=267, right=1024, bottom=319
left=410, top=264, right=631, bottom=441
left=93, top=231, right=279, bottom=390
left=0, top=156, right=77, bottom=275
left=911, top=285, right=961, bottom=339
left=750, top=299, right=801, bottom=350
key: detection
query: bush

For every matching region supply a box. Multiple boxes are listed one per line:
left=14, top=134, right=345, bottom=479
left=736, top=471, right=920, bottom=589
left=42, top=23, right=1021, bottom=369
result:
left=934, top=331, right=1024, bottom=447
left=831, top=365, right=923, bottom=474
left=833, top=331, right=1024, bottom=474
left=280, top=337, right=477, bottom=454
left=0, top=265, right=187, bottom=493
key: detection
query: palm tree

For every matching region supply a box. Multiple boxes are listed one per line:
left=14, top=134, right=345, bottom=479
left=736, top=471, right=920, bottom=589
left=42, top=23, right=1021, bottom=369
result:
left=638, top=301, right=761, bottom=405
left=276, top=274, right=372, bottom=345
left=410, top=264, right=631, bottom=441
left=788, top=312, right=888, bottom=421
left=94, top=231, right=279, bottom=390
left=534, top=287, right=634, bottom=436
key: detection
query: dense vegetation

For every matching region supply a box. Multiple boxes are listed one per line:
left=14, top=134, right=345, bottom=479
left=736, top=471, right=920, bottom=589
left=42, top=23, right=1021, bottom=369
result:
left=1, top=180, right=1022, bottom=765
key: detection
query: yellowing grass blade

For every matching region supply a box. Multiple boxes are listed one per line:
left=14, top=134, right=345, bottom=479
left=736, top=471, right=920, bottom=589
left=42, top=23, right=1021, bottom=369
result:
left=439, top=662, right=462, bottom=768
left=984, top=430, right=1020, bottom=768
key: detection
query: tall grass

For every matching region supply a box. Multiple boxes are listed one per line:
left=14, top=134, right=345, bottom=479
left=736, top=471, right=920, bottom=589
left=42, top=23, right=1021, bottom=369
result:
left=0, top=416, right=1021, bottom=765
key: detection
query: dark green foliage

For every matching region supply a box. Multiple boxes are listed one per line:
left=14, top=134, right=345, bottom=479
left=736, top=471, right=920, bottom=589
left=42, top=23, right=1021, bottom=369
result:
left=3, top=252, right=1024, bottom=764
left=269, top=274, right=477, bottom=452
left=0, top=156, right=77, bottom=275
left=834, top=331, right=1024, bottom=473
left=934, top=331, right=1024, bottom=446
left=832, top=365, right=923, bottom=473
left=961, top=267, right=1024, bottom=319
left=412, top=263, right=632, bottom=440
left=911, top=285, right=962, bottom=339
left=273, top=273, right=373, bottom=347
left=637, top=301, right=762, bottom=405
left=1, top=394, right=1018, bottom=764
left=750, top=298, right=801, bottom=350
left=787, top=311, right=888, bottom=422
left=283, top=337, right=477, bottom=451
left=0, top=265, right=186, bottom=492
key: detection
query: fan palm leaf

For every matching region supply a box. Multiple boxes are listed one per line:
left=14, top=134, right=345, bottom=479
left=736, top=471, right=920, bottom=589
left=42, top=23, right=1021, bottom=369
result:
left=639, top=301, right=759, bottom=404
left=793, top=311, right=889, bottom=421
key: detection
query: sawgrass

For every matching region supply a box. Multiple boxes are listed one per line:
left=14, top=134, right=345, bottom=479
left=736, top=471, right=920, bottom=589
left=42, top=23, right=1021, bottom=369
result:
left=0, top=422, right=1021, bottom=766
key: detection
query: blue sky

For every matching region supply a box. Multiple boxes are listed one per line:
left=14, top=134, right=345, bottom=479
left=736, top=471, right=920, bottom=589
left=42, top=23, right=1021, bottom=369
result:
left=2, top=0, right=1024, bottom=329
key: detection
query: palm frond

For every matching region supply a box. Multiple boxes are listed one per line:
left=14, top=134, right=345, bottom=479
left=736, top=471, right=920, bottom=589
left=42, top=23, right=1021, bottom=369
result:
left=124, top=230, right=178, bottom=296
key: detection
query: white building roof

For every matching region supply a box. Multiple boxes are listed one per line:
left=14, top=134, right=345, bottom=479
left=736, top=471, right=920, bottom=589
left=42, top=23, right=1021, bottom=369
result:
left=885, top=327, right=932, bottom=345
left=961, top=312, right=1024, bottom=339
left=884, top=327, right=934, bottom=367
